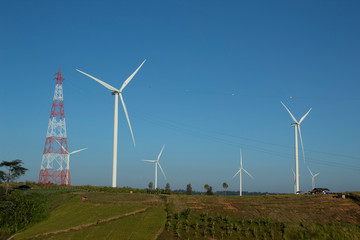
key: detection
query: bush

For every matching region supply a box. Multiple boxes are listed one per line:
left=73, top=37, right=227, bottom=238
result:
left=0, top=191, right=49, bottom=234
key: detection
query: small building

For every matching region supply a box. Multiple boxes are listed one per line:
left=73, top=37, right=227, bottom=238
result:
left=309, top=188, right=330, bottom=194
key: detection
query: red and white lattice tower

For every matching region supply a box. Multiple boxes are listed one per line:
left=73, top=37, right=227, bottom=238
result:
left=38, top=68, right=70, bottom=185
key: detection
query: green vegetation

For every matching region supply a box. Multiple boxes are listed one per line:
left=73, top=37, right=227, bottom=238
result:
left=32, top=207, right=166, bottom=240
left=203, top=184, right=214, bottom=195
left=1, top=183, right=359, bottom=240
left=15, top=194, right=150, bottom=239
left=222, top=182, right=228, bottom=195
left=186, top=184, right=192, bottom=195
left=0, top=159, right=28, bottom=196
left=160, top=209, right=360, bottom=240
left=0, top=189, right=50, bottom=239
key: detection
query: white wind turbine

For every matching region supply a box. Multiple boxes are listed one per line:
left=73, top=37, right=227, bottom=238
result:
left=55, top=139, right=87, bottom=185
left=142, top=144, right=166, bottom=189
left=76, top=60, right=146, bottom=187
left=232, top=149, right=253, bottom=196
left=281, top=101, right=312, bottom=194
left=308, top=167, right=320, bottom=190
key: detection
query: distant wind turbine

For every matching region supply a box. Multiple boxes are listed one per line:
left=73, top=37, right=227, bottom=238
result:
left=281, top=101, right=311, bottom=194
left=76, top=60, right=146, bottom=187
left=232, top=149, right=253, bottom=196
left=308, top=167, right=320, bottom=190
left=55, top=139, right=87, bottom=185
left=142, top=144, right=166, bottom=189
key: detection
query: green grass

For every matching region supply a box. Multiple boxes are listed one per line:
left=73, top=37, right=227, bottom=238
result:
left=32, top=207, right=166, bottom=240
left=8, top=188, right=360, bottom=240
left=14, top=194, right=148, bottom=239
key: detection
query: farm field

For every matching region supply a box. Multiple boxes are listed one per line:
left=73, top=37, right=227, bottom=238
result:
left=8, top=189, right=360, bottom=240
left=13, top=192, right=166, bottom=240
left=159, top=194, right=360, bottom=239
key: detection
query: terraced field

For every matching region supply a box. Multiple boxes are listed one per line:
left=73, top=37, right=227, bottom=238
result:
left=160, top=194, right=360, bottom=239
left=10, top=190, right=360, bottom=240
left=14, top=192, right=166, bottom=240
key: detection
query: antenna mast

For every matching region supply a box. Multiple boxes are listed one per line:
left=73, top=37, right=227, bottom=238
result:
left=38, top=68, right=70, bottom=185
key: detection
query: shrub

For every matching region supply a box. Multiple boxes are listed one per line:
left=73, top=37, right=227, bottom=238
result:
left=0, top=191, right=49, bottom=234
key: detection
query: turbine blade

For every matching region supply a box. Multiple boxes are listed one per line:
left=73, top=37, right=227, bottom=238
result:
left=119, top=94, right=135, bottom=146
left=298, top=125, right=306, bottom=163
left=280, top=101, right=298, bottom=123
left=240, top=148, right=243, bottom=168
left=54, top=139, right=69, bottom=154
left=142, top=160, right=156, bottom=162
left=158, top=162, right=167, bottom=180
left=119, top=60, right=146, bottom=92
left=157, top=144, right=165, bottom=161
left=299, top=108, right=312, bottom=124
left=243, top=168, right=254, bottom=179
left=307, top=166, right=313, bottom=176
left=69, top=148, right=87, bottom=155
left=314, top=173, right=320, bottom=177
left=232, top=170, right=240, bottom=178
left=76, top=69, right=119, bottom=92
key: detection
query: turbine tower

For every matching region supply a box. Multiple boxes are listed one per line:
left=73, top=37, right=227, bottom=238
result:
left=281, top=101, right=311, bottom=194
left=308, top=167, right=320, bottom=190
left=142, top=144, right=166, bottom=189
left=232, top=149, right=253, bottom=196
left=76, top=60, right=146, bottom=187
left=38, top=68, right=70, bottom=185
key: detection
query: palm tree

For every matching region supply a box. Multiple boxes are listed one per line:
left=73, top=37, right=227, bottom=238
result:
left=222, top=182, right=228, bottom=195
left=0, top=159, right=28, bottom=195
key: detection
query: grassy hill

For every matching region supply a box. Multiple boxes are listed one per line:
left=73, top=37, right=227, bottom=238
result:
left=3, top=185, right=360, bottom=240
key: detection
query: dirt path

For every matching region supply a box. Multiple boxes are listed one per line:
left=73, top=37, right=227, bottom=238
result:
left=31, top=208, right=148, bottom=239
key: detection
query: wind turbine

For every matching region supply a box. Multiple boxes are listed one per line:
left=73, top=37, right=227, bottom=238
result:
left=142, top=144, right=166, bottom=189
left=281, top=101, right=312, bottom=194
left=308, top=167, right=320, bottom=190
left=232, top=149, right=253, bottom=196
left=76, top=60, right=146, bottom=188
left=55, top=139, right=87, bottom=185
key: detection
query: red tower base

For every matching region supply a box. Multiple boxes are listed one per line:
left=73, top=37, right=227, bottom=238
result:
left=38, top=169, right=70, bottom=186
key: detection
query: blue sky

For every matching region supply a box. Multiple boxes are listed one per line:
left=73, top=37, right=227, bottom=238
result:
left=1, top=0, right=359, bottom=193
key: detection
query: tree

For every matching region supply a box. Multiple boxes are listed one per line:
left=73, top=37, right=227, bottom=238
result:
left=222, top=182, right=228, bottom=195
left=148, top=181, right=153, bottom=190
left=0, top=160, right=28, bottom=196
left=206, top=186, right=214, bottom=195
left=165, top=182, right=171, bottom=192
left=186, top=184, right=192, bottom=195
left=204, top=184, right=213, bottom=195
left=0, top=171, right=5, bottom=183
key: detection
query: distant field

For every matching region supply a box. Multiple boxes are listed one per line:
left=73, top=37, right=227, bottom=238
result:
left=168, top=194, right=360, bottom=224
left=10, top=189, right=360, bottom=240
left=160, top=193, right=360, bottom=239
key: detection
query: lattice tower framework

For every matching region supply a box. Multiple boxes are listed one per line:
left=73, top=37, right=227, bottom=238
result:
left=38, top=68, right=70, bottom=185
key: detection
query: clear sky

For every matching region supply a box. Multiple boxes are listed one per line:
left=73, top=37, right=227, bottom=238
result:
left=1, top=0, right=359, bottom=193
